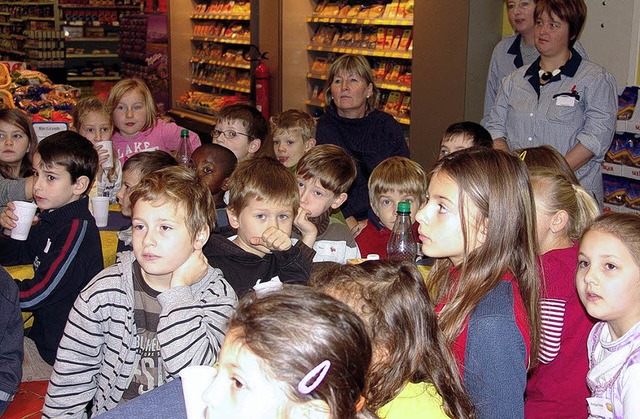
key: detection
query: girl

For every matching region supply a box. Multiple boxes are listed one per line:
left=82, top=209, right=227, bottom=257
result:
left=0, top=109, right=36, bottom=208
left=312, top=260, right=476, bottom=419
left=71, top=97, right=122, bottom=202
left=577, top=213, right=640, bottom=418
left=415, top=148, right=541, bottom=418
left=525, top=165, right=599, bottom=417
left=105, top=78, right=200, bottom=164
left=204, top=285, right=376, bottom=419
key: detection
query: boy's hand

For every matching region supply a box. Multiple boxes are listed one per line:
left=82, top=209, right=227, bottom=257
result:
left=0, top=202, right=39, bottom=230
left=170, top=249, right=209, bottom=288
left=294, top=208, right=317, bottom=248
left=94, top=143, right=110, bottom=167
left=250, top=226, right=292, bottom=252
left=346, top=216, right=368, bottom=238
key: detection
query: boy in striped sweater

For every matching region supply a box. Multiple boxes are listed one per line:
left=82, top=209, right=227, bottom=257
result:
left=43, top=166, right=237, bottom=418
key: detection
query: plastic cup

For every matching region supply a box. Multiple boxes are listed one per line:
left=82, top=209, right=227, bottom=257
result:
left=91, top=196, right=110, bottom=228
left=180, top=365, right=217, bottom=419
left=96, top=140, right=113, bottom=169
left=10, top=201, right=38, bottom=240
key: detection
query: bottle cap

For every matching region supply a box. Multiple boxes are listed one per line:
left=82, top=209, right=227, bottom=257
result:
left=397, top=202, right=411, bottom=213
left=366, top=254, right=380, bottom=260
left=180, top=129, right=189, bottom=137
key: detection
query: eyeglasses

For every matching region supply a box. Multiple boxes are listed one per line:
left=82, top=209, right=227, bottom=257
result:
left=212, top=129, right=254, bottom=140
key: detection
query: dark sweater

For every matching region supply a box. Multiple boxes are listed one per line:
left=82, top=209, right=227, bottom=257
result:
left=0, top=267, right=23, bottom=403
left=203, top=233, right=311, bottom=298
left=0, top=196, right=103, bottom=364
left=315, top=107, right=409, bottom=220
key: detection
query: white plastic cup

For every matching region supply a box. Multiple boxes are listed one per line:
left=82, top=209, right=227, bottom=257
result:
left=180, top=365, right=217, bottom=419
left=10, top=201, right=38, bottom=240
left=96, top=140, right=113, bottom=169
left=91, top=196, right=110, bottom=228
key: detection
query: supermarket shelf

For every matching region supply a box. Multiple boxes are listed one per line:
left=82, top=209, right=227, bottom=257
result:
left=66, top=37, right=119, bottom=42
left=191, top=35, right=250, bottom=45
left=25, top=16, right=55, bottom=21
left=191, top=56, right=250, bottom=70
left=603, top=203, right=640, bottom=214
left=59, top=4, right=141, bottom=9
left=66, top=53, right=119, bottom=58
left=0, top=48, right=25, bottom=56
left=306, top=71, right=411, bottom=92
left=67, top=75, right=120, bottom=81
left=190, top=13, right=250, bottom=21
left=169, top=107, right=217, bottom=125
left=307, top=44, right=411, bottom=59
left=191, top=78, right=251, bottom=93
left=305, top=99, right=410, bottom=125
left=602, top=162, right=640, bottom=181
left=307, top=16, right=413, bottom=26
left=7, top=1, right=54, bottom=5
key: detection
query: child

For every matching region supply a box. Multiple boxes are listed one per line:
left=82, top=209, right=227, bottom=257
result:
left=0, top=267, right=23, bottom=416
left=106, top=78, right=200, bottom=163
left=212, top=103, right=268, bottom=162
left=71, top=96, right=122, bottom=202
left=203, top=156, right=311, bottom=297
left=438, top=121, right=492, bottom=159
left=0, top=131, right=103, bottom=365
left=0, top=109, right=37, bottom=208
left=115, top=150, right=178, bottom=251
left=271, top=109, right=316, bottom=172
left=577, top=213, right=640, bottom=418
left=204, top=285, right=375, bottom=419
left=416, top=148, right=541, bottom=418
left=356, top=156, right=426, bottom=259
left=294, top=144, right=359, bottom=263
left=312, top=261, right=476, bottom=418
left=43, top=166, right=237, bottom=417
left=525, top=166, right=599, bottom=418
left=189, top=143, right=237, bottom=228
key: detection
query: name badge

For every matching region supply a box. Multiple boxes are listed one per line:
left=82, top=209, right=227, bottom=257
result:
left=587, top=397, right=614, bottom=419
left=556, top=96, right=576, bottom=107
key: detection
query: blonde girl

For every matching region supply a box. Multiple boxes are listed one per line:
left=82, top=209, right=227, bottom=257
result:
left=105, top=78, right=200, bottom=164
left=72, top=97, right=122, bottom=203
left=0, top=109, right=36, bottom=207
left=416, top=148, right=541, bottom=418
left=577, top=213, right=640, bottom=418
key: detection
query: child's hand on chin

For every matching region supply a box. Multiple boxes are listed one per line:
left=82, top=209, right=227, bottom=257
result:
left=170, top=249, right=209, bottom=288
left=251, top=226, right=292, bottom=253
left=294, top=208, right=317, bottom=248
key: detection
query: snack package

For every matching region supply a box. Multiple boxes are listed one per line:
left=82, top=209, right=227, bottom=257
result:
left=625, top=180, right=640, bottom=210
left=629, top=135, right=640, bottom=167
left=606, top=132, right=631, bottom=164
left=603, top=174, right=628, bottom=206
left=617, top=86, right=639, bottom=120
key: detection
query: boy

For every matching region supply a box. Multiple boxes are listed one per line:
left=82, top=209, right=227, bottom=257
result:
left=203, top=156, right=311, bottom=297
left=43, top=167, right=237, bottom=417
left=0, top=131, right=102, bottom=366
left=293, top=145, right=359, bottom=263
left=212, top=103, right=268, bottom=162
left=356, top=156, right=427, bottom=259
left=189, top=143, right=237, bottom=228
left=439, top=121, right=492, bottom=159
left=271, top=109, right=316, bottom=172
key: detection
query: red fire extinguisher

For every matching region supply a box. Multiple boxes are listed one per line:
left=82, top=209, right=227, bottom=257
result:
left=255, top=59, right=270, bottom=121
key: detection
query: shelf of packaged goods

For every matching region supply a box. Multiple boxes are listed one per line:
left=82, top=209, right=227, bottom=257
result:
left=190, top=13, right=250, bottom=21
left=10, top=34, right=25, bottom=40
left=0, top=12, right=8, bottom=16
left=65, top=37, right=119, bottom=42
left=169, top=108, right=217, bottom=125
left=307, top=44, right=411, bottom=60
left=58, top=4, right=141, bottom=9
left=60, top=22, right=121, bottom=28
left=306, top=16, right=413, bottom=26
left=66, top=53, right=118, bottom=58
left=25, top=16, right=55, bottom=21
left=67, top=75, right=120, bottom=81
left=191, top=36, right=250, bottom=45
left=5, top=1, right=55, bottom=5
left=0, top=48, right=25, bottom=56
left=27, top=59, right=64, bottom=68
left=306, top=71, right=411, bottom=93
left=306, top=98, right=325, bottom=108
left=191, top=78, right=250, bottom=94
left=602, top=162, right=640, bottom=181
left=390, top=114, right=410, bottom=125
left=0, top=22, right=11, bottom=26
left=191, top=57, right=250, bottom=70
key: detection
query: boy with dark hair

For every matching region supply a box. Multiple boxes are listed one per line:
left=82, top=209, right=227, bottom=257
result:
left=439, top=121, right=493, bottom=158
left=294, top=144, right=359, bottom=263
left=43, top=166, right=237, bottom=417
left=0, top=131, right=102, bottom=366
left=212, top=103, right=268, bottom=162
left=203, top=156, right=311, bottom=297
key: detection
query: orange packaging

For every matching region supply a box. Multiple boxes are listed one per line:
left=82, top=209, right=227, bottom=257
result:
left=398, top=29, right=412, bottom=50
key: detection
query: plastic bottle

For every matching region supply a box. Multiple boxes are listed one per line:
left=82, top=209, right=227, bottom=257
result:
left=176, top=129, right=192, bottom=167
left=386, top=201, right=417, bottom=262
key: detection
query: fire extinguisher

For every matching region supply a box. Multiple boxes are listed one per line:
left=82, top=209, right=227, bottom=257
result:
left=255, top=58, right=270, bottom=121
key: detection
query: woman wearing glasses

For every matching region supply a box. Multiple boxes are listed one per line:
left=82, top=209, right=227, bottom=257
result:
left=211, top=104, right=269, bottom=162
left=316, top=54, right=410, bottom=236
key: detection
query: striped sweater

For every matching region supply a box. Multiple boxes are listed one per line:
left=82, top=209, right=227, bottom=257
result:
left=42, top=251, right=237, bottom=418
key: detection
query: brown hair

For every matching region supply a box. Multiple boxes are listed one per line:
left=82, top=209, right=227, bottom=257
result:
left=121, top=150, right=178, bottom=178
left=516, top=145, right=579, bottom=185
left=312, top=261, right=476, bottom=418
left=229, top=285, right=375, bottom=419
left=227, top=155, right=299, bottom=215
left=582, top=213, right=640, bottom=268
left=129, top=165, right=216, bottom=237
left=368, top=156, right=427, bottom=205
left=270, top=109, right=316, bottom=141
left=441, top=121, right=493, bottom=148
left=323, top=54, right=378, bottom=110
left=217, top=103, right=269, bottom=143
left=296, top=144, right=356, bottom=195
left=427, top=148, right=541, bottom=365
left=0, top=109, right=37, bottom=179
left=534, top=0, right=586, bottom=47
left=105, top=78, right=158, bottom=132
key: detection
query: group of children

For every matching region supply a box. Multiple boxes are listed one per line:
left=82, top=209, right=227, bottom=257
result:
left=0, top=75, right=638, bottom=419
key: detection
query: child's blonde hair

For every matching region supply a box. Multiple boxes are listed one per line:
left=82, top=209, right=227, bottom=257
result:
left=105, top=78, right=158, bottom=132
left=582, top=213, right=640, bottom=268
left=270, top=109, right=316, bottom=141
left=297, top=144, right=356, bottom=195
left=368, top=157, right=427, bottom=205
left=427, top=148, right=541, bottom=365
left=516, top=145, right=580, bottom=185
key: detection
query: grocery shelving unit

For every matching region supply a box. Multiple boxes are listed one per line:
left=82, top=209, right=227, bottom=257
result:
left=602, top=118, right=640, bottom=214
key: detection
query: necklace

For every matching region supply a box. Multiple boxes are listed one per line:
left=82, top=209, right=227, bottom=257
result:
left=539, top=67, right=562, bottom=81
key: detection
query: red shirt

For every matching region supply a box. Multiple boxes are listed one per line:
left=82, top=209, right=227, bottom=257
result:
left=355, top=220, right=420, bottom=259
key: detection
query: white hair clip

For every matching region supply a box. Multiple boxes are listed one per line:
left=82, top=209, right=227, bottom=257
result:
left=297, top=359, right=331, bottom=395
left=253, top=276, right=283, bottom=297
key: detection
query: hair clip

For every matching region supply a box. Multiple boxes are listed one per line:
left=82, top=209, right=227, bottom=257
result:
left=297, top=359, right=331, bottom=395
left=253, top=276, right=283, bottom=297
left=519, top=150, right=527, bottom=161
left=355, top=396, right=366, bottom=413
